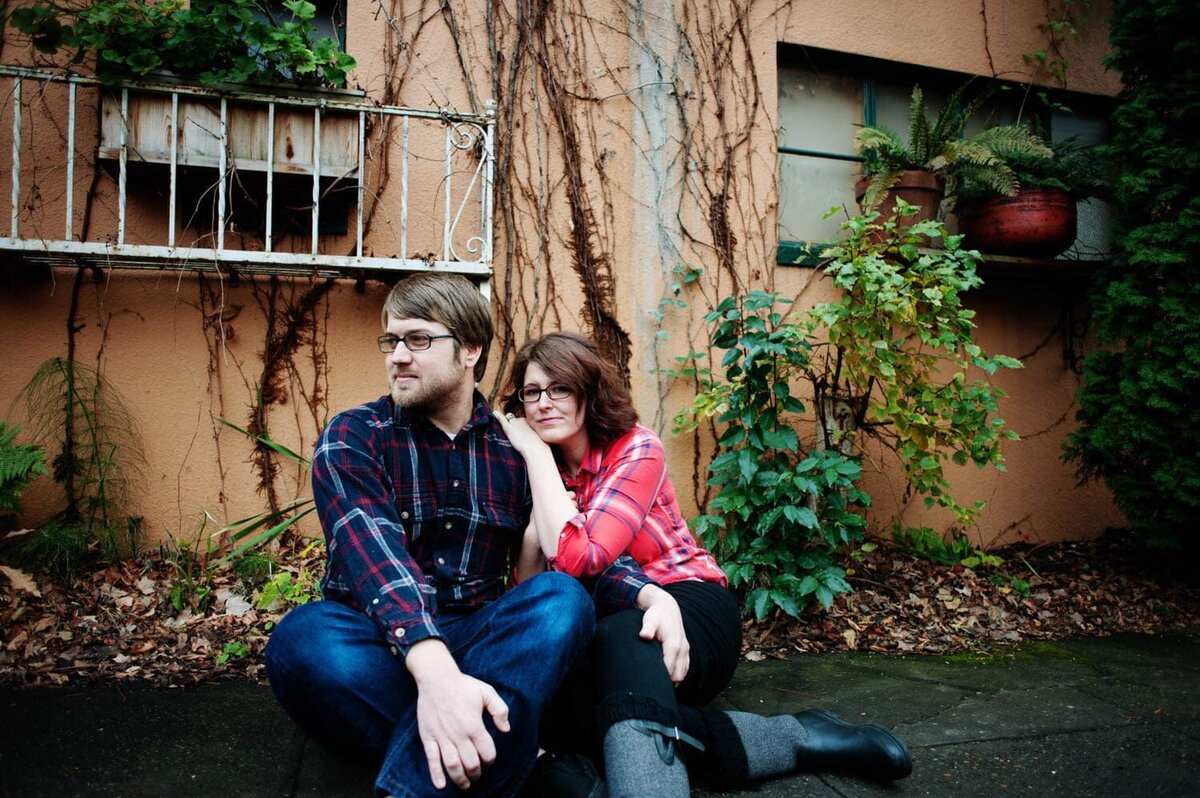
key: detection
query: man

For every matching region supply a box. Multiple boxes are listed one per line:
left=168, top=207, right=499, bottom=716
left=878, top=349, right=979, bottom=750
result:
left=264, top=273, right=650, bottom=797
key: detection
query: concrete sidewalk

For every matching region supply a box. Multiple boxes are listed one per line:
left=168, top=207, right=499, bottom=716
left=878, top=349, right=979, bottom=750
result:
left=1, top=631, right=1197, bottom=797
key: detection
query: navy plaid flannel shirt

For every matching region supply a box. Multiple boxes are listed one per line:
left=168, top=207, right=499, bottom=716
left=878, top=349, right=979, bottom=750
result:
left=313, top=392, right=652, bottom=656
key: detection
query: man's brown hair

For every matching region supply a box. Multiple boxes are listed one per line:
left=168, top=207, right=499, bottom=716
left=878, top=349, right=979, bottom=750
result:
left=381, top=273, right=493, bottom=382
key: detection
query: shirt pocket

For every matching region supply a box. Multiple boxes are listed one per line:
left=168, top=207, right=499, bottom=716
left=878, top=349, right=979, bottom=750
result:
left=394, top=485, right=436, bottom=543
left=479, top=496, right=522, bottom=543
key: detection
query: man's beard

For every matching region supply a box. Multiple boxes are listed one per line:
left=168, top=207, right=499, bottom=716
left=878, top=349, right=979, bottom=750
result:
left=390, top=366, right=462, bottom=414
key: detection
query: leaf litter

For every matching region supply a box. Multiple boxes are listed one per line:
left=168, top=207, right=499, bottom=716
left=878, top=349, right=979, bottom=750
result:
left=2, top=535, right=1198, bottom=687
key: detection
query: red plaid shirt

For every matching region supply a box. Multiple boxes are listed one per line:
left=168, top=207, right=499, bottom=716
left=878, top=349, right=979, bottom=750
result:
left=546, top=424, right=727, bottom=588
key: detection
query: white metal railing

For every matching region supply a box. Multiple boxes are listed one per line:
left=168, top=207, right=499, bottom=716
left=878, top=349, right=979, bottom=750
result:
left=0, top=65, right=496, bottom=281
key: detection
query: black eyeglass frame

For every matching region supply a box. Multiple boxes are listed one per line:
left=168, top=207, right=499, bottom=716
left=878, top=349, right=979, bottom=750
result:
left=376, top=332, right=458, bottom=353
left=516, top=384, right=575, bottom=404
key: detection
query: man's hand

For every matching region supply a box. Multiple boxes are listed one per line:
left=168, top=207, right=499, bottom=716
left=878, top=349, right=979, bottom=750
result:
left=636, top=584, right=690, bottom=685
left=406, top=639, right=511, bottom=790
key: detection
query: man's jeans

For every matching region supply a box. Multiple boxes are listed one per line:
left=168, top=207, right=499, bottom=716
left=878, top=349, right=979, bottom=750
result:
left=264, top=572, right=595, bottom=797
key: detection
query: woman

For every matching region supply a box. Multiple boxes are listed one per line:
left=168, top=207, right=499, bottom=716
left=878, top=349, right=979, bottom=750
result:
left=495, top=332, right=910, bottom=797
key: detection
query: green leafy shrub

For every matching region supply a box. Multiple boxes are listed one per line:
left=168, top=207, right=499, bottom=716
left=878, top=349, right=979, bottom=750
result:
left=10, top=0, right=356, bottom=88
left=1064, top=0, right=1200, bottom=553
left=809, top=204, right=1022, bottom=525
left=0, top=422, right=48, bottom=514
left=676, top=203, right=1020, bottom=619
left=676, top=291, right=867, bottom=620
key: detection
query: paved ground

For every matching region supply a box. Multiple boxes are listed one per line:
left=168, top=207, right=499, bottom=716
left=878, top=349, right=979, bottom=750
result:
left=1, top=631, right=1197, bottom=797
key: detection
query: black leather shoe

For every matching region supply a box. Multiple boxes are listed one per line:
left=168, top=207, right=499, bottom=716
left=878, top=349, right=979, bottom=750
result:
left=519, top=752, right=607, bottom=798
left=793, top=709, right=913, bottom=782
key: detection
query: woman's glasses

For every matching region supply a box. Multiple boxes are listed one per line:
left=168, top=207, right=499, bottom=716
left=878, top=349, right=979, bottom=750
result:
left=517, top=384, right=574, bottom=404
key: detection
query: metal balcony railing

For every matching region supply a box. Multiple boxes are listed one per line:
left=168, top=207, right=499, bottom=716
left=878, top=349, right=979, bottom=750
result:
left=0, top=65, right=495, bottom=282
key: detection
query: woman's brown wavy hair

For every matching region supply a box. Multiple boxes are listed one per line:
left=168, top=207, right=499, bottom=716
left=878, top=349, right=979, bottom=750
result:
left=502, top=332, right=638, bottom=452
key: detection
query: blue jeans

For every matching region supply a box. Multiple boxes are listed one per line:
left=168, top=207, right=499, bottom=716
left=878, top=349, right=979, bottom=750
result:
left=264, top=572, right=595, bottom=798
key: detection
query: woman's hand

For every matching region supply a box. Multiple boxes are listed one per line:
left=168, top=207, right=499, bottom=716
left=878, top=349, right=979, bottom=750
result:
left=493, top=410, right=552, bottom=459
left=636, top=584, right=691, bottom=685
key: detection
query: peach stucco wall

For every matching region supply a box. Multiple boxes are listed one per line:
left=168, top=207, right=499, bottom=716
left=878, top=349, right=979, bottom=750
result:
left=1, top=0, right=1124, bottom=550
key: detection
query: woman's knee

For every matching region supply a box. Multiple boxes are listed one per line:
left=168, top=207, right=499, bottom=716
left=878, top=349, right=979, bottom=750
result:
left=592, top=609, right=663, bottom=674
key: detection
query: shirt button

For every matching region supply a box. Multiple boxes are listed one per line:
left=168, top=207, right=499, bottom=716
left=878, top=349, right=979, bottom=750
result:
left=401, top=511, right=409, bottom=519
left=372, top=598, right=380, bottom=605
left=437, top=557, right=445, bottom=565
left=395, top=629, right=405, bottom=638
left=444, top=522, right=452, bottom=530
left=452, top=480, right=460, bottom=487
left=390, top=646, right=398, bottom=656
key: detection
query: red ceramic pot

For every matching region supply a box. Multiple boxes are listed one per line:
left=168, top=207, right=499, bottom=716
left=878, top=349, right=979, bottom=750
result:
left=855, top=169, right=944, bottom=223
left=957, top=187, right=1078, bottom=257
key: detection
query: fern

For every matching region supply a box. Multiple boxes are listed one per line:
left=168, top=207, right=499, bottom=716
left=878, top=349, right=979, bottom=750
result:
left=15, top=358, right=145, bottom=558
left=853, top=83, right=1054, bottom=211
left=0, top=422, right=48, bottom=512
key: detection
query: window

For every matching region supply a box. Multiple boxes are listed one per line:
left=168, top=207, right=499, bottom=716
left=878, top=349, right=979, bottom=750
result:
left=255, top=0, right=348, bottom=50
left=776, top=45, right=1112, bottom=264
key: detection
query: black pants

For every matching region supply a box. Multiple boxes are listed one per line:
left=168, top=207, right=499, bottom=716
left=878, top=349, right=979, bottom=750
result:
left=542, top=579, right=742, bottom=758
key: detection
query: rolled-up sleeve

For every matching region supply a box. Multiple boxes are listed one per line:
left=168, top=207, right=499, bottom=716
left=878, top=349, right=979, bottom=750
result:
left=313, top=413, right=441, bottom=656
left=589, top=554, right=655, bottom=614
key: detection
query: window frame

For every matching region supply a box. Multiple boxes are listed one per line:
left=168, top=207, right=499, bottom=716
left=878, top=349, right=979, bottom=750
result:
left=775, top=44, right=1113, bottom=267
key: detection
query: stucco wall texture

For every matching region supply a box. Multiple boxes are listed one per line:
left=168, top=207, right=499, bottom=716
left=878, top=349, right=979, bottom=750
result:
left=1, top=0, right=1124, bottom=551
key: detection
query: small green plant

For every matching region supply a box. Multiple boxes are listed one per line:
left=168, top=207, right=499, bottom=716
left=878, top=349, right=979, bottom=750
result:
left=166, top=537, right=215, bottom=613
left=15, top=357, right=145, bottom=570
left=254, top=567, right=319, bottom=610
left=215, top=640, right=250, bottom=666
left=893, top=525, right=974, bottom=565
left=211, top=419, right=316, bottom=562
left=12, top=519, right=91, bottom=580
left=10, top=0, right=356, bottom=88
left=894, top=526, right=1031, bottom=598
left=0, top=422, right=48, bottom=514
left=853, top=84, right=1053, bottom=210
left=233, top=553, right=277, bottom=587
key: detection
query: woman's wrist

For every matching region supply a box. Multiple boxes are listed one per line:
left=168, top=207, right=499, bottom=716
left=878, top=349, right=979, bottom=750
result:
left=635, top=582, right=667, bottom=611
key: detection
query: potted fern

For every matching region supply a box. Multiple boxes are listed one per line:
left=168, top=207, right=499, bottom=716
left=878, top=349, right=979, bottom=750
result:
left=853, top=85, right=1053, bottom=222
left=955, top=137, right=1108, bottom=257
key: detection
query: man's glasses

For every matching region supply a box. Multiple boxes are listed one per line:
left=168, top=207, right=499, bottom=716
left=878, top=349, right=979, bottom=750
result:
left=377, top=332, right=458, bottom=353
left=517, top=384, right=574, bottom=404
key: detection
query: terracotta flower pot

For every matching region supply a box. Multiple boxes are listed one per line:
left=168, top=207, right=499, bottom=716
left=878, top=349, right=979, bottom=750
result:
left=855, top=169, right=944, bottom=223
left=957, top=187, right=1078, bottom=257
